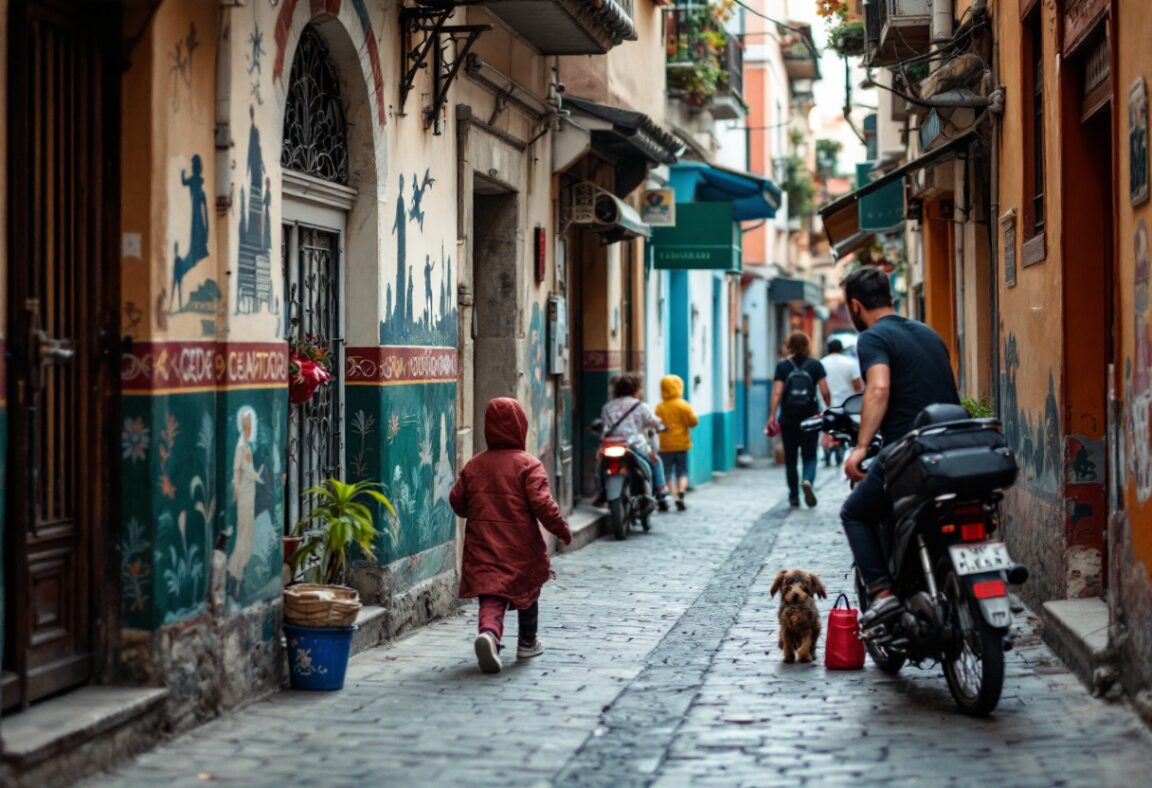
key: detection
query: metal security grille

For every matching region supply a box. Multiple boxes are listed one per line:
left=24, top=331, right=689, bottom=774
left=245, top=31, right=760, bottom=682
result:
left=280, top=27, right=349, bottom=184
left=284, top=224, right=344, bottom=535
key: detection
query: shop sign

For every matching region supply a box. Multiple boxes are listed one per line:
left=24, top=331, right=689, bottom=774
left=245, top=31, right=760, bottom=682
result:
left=641, top=188, right=676, bottom=227
left=1130, top=78, right=1150, bottom=208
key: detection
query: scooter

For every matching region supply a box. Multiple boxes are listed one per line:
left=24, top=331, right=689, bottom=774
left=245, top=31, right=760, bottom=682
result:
left=588, top=420, right=653, bottom=540
left=803, top=394, right=1027, bottom=716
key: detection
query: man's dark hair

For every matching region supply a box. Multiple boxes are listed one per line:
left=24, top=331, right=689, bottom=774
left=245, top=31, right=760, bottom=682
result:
left=842, top=266, right=893, bottom=310
left=827, top=338, right=844, bottom=354
left=613, top=374, right=640, bottom=398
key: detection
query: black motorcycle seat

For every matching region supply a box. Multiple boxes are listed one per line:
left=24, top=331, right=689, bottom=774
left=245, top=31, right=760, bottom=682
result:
left=913, top=403, right=971, bottom=429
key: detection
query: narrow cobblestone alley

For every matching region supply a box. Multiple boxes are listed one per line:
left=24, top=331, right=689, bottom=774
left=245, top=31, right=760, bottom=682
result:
left=91, top=468, right=1152, bottom=787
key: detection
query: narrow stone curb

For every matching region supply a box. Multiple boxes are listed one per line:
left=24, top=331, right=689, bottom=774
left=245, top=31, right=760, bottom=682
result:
left=553, top=496, right=795, bottom=787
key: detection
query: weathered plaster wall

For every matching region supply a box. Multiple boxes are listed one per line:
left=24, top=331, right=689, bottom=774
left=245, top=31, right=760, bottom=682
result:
left=995, top=0, right=1069, bottom=608
left=1112, top=0, right=1152, bottom=706
left=607, top=1, right=666, bottom=122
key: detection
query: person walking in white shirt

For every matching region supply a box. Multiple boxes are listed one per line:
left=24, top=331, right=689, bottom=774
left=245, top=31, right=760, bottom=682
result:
left=820, top=338, right=863, bottom=466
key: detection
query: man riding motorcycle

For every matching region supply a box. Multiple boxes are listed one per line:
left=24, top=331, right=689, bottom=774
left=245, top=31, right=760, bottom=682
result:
left=839, top=267, right=962, bottom=631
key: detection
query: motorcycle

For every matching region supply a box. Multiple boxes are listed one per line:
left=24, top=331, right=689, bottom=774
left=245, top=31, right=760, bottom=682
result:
left=803, top=394, right=1028, bottom=716
left=588, top=419, right=654, bottom=540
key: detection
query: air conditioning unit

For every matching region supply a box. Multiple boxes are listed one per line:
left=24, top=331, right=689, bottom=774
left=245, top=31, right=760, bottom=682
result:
left=569, top=182, right=650, bottom=242
left=866, top=0, right=933, bottom=67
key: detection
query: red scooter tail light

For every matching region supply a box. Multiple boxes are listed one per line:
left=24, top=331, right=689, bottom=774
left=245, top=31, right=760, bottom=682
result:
left=607, top=459, right=622, bottom=474
left=960, top=523, right=987, bottom=542
left=972, top=579, right=1007, bottom=599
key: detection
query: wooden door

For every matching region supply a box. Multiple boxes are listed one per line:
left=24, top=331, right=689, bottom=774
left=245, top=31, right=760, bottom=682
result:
left=3, top=0, right=119, bottom=710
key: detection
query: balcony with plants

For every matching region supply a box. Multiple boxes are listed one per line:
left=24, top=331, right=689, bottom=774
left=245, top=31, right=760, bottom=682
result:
left=665, top=0, right=745, bottom=119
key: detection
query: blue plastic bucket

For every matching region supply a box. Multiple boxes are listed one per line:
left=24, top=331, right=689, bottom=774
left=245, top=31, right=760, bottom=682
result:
left=284, top=623, right=357, bottom=691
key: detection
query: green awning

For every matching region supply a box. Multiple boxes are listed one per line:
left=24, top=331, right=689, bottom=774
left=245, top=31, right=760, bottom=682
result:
left=651, top=202, right=741, bottom=272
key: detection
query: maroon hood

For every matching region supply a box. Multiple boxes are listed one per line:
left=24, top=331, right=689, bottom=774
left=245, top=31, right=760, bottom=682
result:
left=484, top=397, right=528, bottom=450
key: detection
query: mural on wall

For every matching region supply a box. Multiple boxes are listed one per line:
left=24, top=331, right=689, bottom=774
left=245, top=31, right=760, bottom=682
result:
left=272, top=0, right=386, bottom=127
left=345, top=382, right=457, bottom=567
left=380, top=173, right=458, bottom=346
left=246, top=19, right=266, bottom=107
left=236, top=107, right=277, bottom=317
left=169, top=22, right=200, bottom=114
left=1126, top=219, right=1152, bottom=502
left=1000, top=333, right=1061, bottom=496
left=529, top=301, right=554, bottom=462
left=226, top=396, right=284, bottom=613
left=169, top=154, right=220, bottom=337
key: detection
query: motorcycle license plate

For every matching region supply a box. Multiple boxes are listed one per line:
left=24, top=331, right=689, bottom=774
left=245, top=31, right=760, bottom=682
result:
left=950, top=541, right=1013, bottom=576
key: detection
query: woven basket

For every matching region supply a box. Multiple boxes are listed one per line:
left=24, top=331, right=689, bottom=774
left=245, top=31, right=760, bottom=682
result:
left=283, top=584, right=362, bottom=628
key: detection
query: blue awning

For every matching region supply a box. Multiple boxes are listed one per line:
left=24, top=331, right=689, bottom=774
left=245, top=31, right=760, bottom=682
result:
left=668, top=162, right=782, bottom=221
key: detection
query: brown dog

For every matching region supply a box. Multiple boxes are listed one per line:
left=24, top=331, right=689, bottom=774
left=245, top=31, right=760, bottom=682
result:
left=770, top=569, right=828, bottom=663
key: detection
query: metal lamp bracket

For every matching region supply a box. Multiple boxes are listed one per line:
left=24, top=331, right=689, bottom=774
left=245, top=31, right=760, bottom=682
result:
left=400, top=3, right=490, bottom=133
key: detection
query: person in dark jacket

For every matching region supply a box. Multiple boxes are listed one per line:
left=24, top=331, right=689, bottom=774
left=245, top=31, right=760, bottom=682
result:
left=766, top=331, right=832, bottom=508
left=450, top=397, right=572, bottom=674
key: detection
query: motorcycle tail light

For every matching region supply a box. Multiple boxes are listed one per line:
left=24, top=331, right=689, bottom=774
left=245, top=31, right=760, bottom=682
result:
left=953, top=504, right=985, bottom=522
left=603, top=445, right=627, bottom=458
left=972, top=579, right=1007, bottom=599
left=941, top=524, right=957, bottom=534
left=961, top=523, right=987, bottom=542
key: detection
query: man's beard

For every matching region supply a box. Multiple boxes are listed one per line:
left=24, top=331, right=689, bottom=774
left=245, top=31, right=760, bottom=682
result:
left=849, top=305, right=868, bottom=333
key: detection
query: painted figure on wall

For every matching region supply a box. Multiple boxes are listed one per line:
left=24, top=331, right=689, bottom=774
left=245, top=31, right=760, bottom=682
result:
left=1128, top=219, right=1152, bottom=501
left=171, top=154, right=210, bottom=312
left=393, top=174, right=408, bottom=325
left=237, top=106, right=275, bottom=315
left=410, top=168, right=434, bottom=230
left=229, top=406, right=265, bottom=585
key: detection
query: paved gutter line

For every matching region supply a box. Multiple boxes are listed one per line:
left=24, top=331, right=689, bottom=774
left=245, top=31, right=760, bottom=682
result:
left=553, top=495, right=794, bottom=787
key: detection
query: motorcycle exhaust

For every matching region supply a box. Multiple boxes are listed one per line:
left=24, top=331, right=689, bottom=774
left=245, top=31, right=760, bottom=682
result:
left=1006, top=564, right=1029, bottom=585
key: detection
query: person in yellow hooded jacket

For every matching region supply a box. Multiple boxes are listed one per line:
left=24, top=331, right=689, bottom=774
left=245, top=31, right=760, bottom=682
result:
left=655, top=375, right=699, bottom=511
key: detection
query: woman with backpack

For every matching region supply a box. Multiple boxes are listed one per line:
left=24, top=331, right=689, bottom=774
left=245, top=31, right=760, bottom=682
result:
left=766, top=331, right=832, bottom=508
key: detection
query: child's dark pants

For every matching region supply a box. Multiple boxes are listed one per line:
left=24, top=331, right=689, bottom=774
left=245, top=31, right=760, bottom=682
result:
left=478, top=596, right=539, bottom=643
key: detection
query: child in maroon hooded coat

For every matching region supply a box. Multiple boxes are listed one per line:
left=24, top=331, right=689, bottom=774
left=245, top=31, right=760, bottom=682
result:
left=450, top=397, right=572, bottom=674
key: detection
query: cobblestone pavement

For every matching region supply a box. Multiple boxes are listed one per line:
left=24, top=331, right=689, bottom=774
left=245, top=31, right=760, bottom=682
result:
left=92, top=466, right=1151, bottom=787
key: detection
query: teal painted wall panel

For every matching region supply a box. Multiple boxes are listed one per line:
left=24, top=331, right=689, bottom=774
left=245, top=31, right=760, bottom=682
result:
left=345, top=381, right=457, bottom=570
left=120, top=386, right=288, bottom=629
left=687, top=414, right=715, bottom=487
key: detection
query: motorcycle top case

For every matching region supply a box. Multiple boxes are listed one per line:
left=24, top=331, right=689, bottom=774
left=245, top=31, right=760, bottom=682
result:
left=884, top=421, right=1018, bottom=504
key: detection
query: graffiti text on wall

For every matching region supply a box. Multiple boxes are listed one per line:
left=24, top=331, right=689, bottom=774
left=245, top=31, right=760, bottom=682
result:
left=346, top=346, right=458, bottom=385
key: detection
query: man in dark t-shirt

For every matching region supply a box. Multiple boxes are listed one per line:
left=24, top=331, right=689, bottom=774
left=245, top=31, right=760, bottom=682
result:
left=839, top=267, right=960, bottom=630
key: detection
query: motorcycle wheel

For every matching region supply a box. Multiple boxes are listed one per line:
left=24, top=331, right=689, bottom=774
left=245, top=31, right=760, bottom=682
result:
left=941, top=569, right=1005, bottom=716
left=854, top=568, right=906, bottom=675
left=609, top=498, right=628, bottom=541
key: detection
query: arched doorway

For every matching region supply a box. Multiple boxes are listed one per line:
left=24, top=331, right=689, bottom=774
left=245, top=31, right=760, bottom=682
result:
left=280, top=26, right=355, bottom=533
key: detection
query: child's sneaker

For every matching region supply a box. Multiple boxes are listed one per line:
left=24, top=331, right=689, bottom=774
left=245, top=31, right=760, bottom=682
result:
left=474, top=632, right=503, bottom=673
left=675, top=498, right=687, bottom=512
left=516, top=639, right=545, bottom=659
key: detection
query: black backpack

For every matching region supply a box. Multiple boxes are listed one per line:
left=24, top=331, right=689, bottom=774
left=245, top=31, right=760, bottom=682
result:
left=782, top=359, right=816, bottom=417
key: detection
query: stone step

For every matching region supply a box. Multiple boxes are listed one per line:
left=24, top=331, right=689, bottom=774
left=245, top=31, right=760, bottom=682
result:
left=350, top=605, right=389, bottom=656
left=0, top=686, right=168, bottom=788
left=558, top=503, right=607, bottom=554
left=1042, top=597, right=1111, bottom=693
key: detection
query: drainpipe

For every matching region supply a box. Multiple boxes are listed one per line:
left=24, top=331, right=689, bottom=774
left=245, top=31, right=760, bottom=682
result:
left=932, top=0, right=954, bottom=47
left=215, top=2, right=235, bottom=213
left=987, top=22, right=1001, bottom=413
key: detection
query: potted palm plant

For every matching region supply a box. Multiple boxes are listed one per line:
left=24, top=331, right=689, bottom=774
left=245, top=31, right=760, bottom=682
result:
left=282, top=479, right=396, bottom=691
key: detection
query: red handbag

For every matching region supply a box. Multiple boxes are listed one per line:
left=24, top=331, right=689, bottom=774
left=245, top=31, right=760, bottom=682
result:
left=824, top=592, right=865, bottom=670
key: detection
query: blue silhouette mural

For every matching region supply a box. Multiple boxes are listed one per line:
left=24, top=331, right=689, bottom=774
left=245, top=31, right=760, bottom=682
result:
left=236, top=106, right=275, bottom=315
left=381, top=172, right=457, bottom=346
left=171, top=154, right=210, bottom=313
